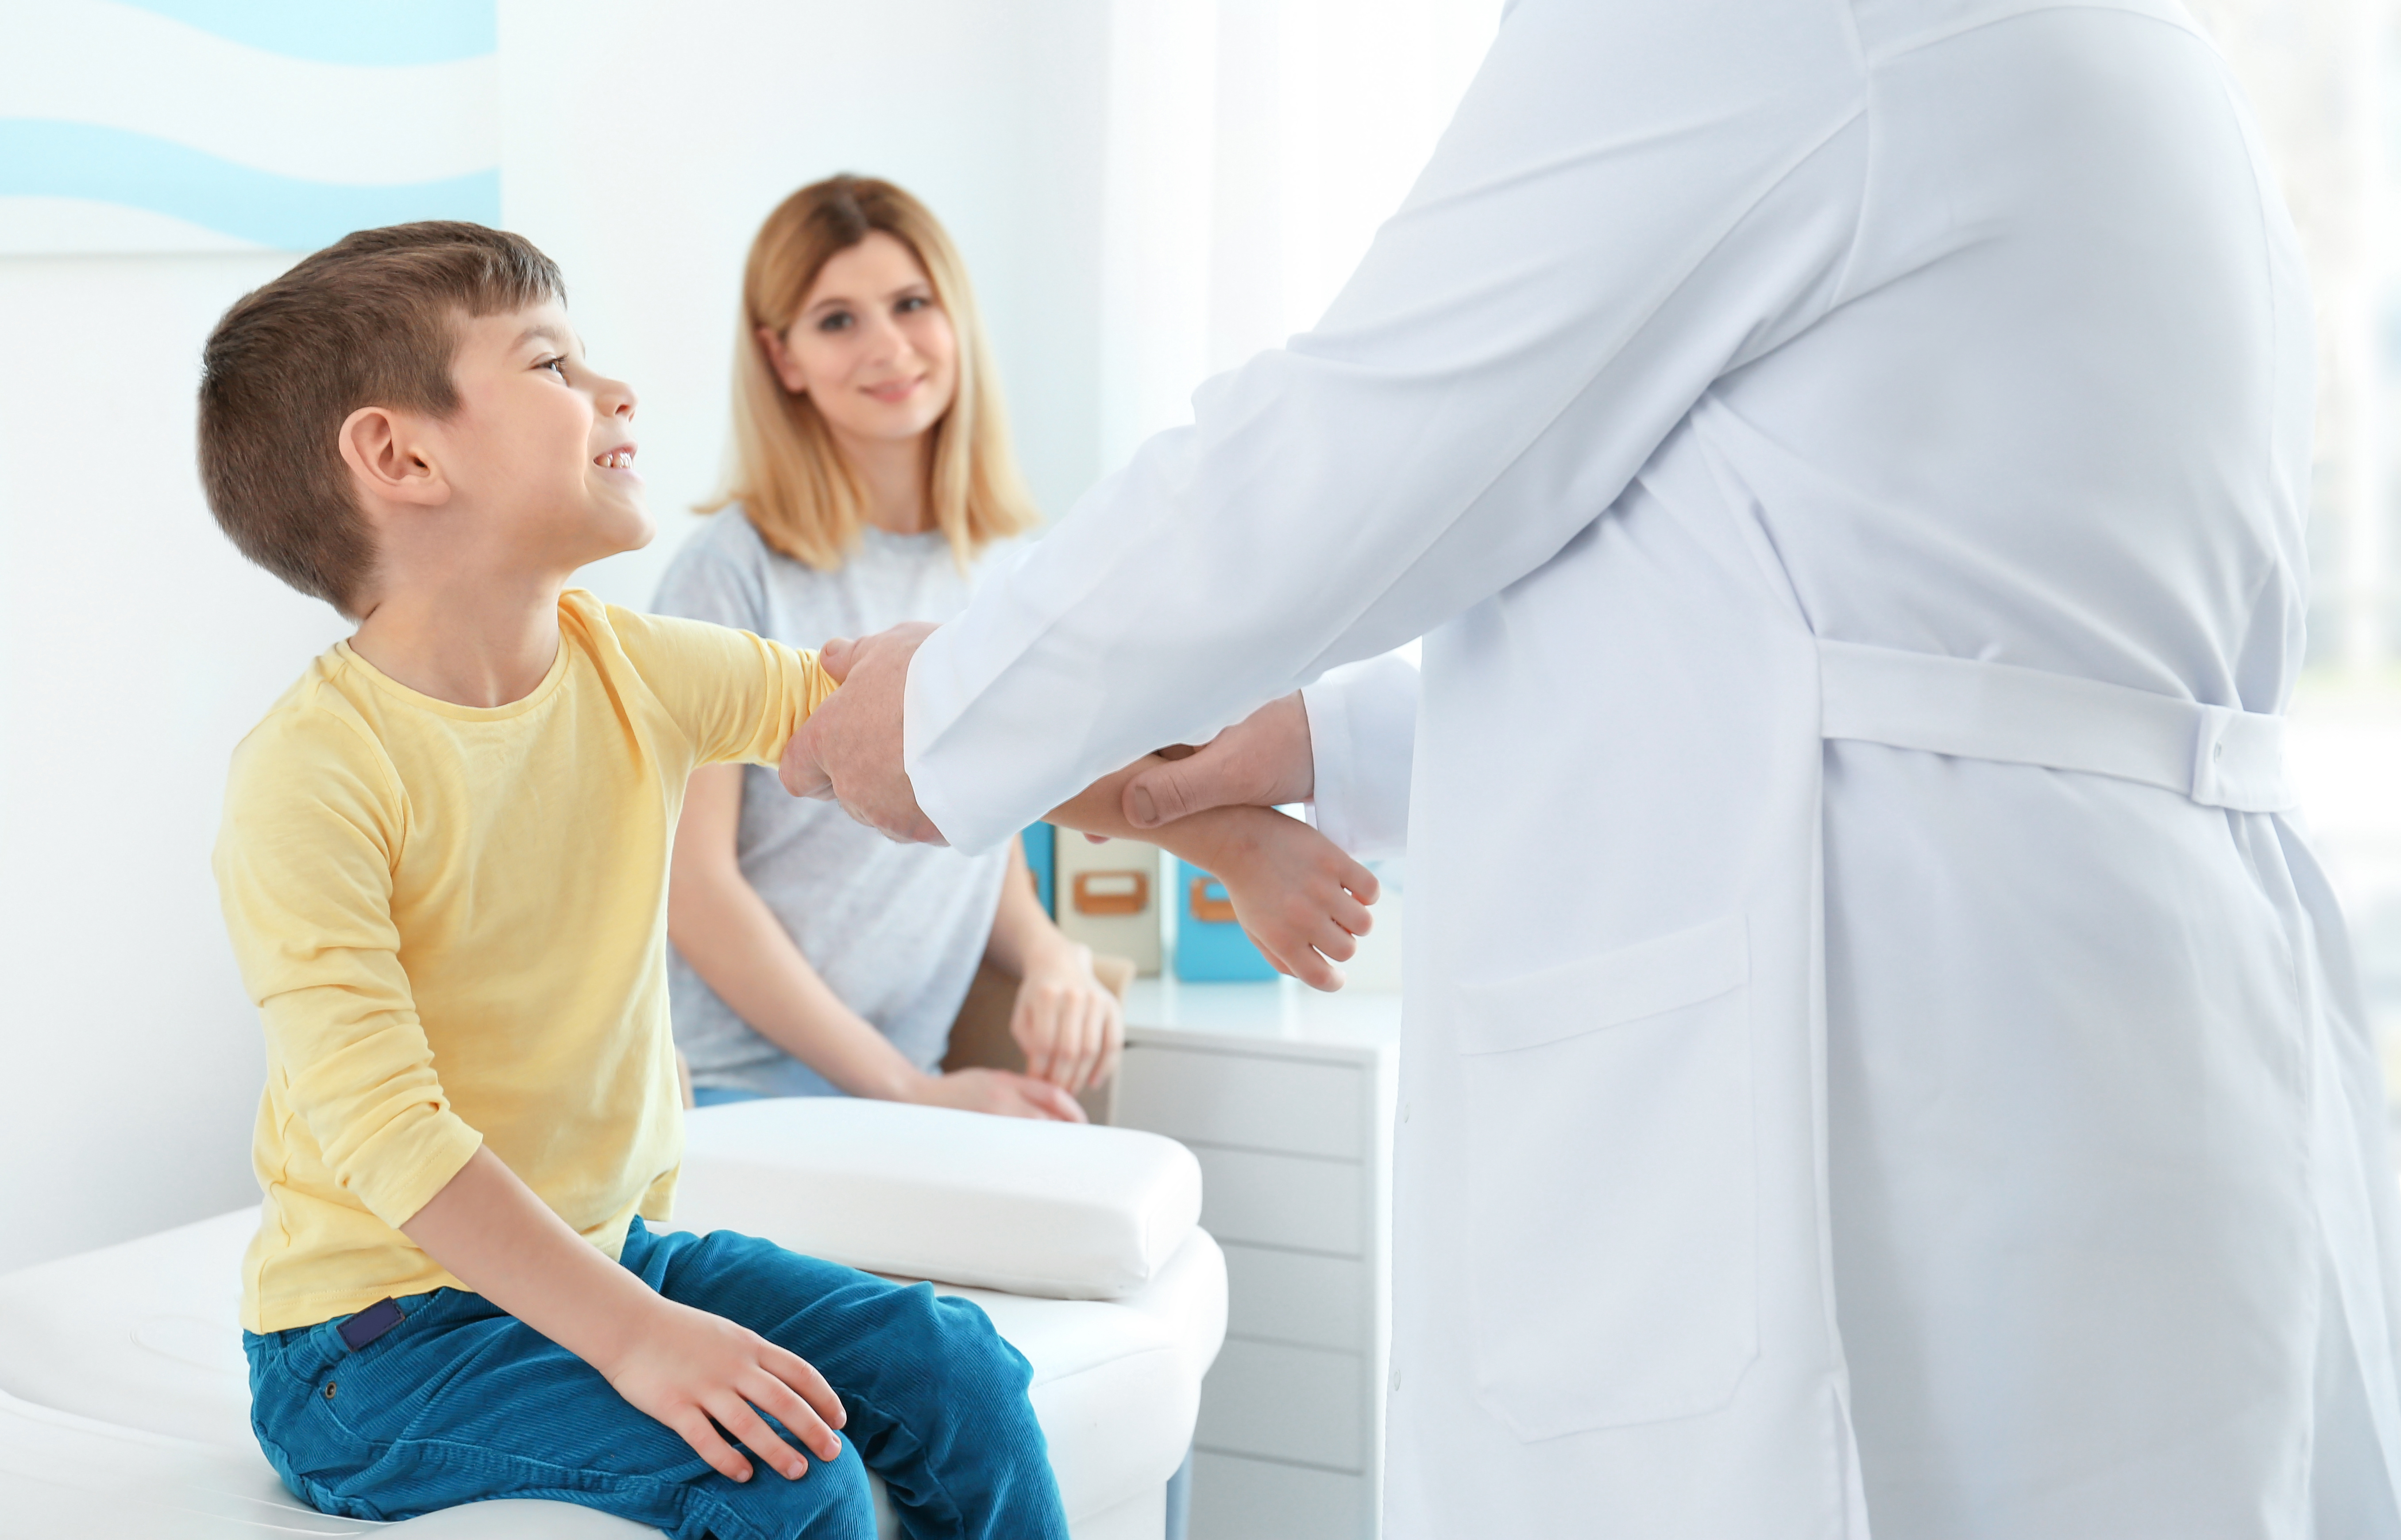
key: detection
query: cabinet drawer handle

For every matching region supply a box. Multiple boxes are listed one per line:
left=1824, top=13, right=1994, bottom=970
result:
left=1074, top=870, right=1150, bottom=916
left=1189, top=876, right=1238, bottom=924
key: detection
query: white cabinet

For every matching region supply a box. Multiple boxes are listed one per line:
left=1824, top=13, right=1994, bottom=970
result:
left=1112, top=979, right=1400, bottom=1540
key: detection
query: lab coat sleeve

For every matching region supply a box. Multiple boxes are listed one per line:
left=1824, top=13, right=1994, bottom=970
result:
left=905, top=0, right=1871, bottom=852
left=1305, top=654, right=1420, bottom=861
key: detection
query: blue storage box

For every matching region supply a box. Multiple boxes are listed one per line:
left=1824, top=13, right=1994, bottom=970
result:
left=1022, top=824, right=1057, bottom=916
left=1173, top=859, right=1279, bottom=981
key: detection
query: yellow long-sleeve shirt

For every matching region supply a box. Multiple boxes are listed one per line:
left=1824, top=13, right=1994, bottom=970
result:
left=214, top=591, right=835, bottom=1333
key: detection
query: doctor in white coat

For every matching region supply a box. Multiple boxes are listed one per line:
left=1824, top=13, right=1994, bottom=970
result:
left=784, top=0, right=2401, bottom=1533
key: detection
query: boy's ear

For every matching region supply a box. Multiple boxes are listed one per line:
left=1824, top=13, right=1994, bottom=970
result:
left=337, top=405, right=450, bottom=509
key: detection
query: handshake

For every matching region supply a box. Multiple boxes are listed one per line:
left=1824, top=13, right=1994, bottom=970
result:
left=781, top=622, right=1377, bottom=991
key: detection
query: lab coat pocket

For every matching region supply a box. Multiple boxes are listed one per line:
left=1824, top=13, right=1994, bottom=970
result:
left=1456, top=912, right=1756, bottom=1440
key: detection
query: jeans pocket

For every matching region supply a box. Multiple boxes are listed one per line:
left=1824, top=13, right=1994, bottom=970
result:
left=251, top=1323, right=336, bottom=1397
left=1457, top=912, right=1759, bottom=1440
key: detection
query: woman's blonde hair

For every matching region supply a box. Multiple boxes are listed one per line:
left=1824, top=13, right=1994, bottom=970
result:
left=700, top=174, right=1040, bottom=568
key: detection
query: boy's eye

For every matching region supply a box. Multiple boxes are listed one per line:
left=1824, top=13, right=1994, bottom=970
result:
left=538, top=356, right=567, bottom=379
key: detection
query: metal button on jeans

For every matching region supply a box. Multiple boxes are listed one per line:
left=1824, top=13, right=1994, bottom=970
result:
left=323, top=1381, right=336, bottom=1401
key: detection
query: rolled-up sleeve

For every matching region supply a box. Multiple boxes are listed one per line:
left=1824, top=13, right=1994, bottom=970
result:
left=1305, top=654, right=1420, bottom=860
left=214, top=708, right=480, bottom=1228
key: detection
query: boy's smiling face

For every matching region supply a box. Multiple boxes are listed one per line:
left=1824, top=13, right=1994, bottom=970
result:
left=429, top=299, right=652, bottom=575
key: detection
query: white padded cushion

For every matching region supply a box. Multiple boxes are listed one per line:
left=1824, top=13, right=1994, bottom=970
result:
left=0, top=1206, right=1225, bottom=1536
left=671, top=1098, right=1203, bottom=1300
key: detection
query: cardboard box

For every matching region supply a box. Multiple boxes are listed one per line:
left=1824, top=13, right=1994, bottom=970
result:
left=1021, top=824, right=1057, bottom=916
left=1053, top=832, right=1164, bottom=974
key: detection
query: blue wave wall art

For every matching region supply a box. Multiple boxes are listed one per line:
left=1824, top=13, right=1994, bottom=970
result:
left=0, top=0, right=501, bottom=254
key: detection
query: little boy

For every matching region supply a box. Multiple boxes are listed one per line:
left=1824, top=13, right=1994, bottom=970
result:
left=202, top=222, right=1376, bottom=1538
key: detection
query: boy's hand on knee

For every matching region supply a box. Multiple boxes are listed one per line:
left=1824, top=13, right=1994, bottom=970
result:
left=600, top=1297, right=847, bottom=1484
left=1208, top=809, right=1378, bottom=992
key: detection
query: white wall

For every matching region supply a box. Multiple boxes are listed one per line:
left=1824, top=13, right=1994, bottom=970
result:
left=503, top=0, right=1112, bottom=611
left=1098, top=0, right=1498, bottom=462
left=0, top=0, right=1110, bottom=1274
left=0, top=249, right=340, bottom=1273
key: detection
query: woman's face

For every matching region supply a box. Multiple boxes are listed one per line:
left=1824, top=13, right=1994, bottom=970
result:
left=762, top=231, right=959, bottom=449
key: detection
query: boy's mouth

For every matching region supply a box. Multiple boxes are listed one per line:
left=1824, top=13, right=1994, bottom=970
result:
left=593, top=447, right=637, bottom=470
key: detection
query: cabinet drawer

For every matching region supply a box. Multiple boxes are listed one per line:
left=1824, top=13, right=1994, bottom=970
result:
left=1194, top=1147, right=1363, bottom=1255
left=1190, top=1450, right=1367, bottom=1540
left=1117, top=1045, right=1366, bottom=1159
left=1222, top=1243, right=1369, bottom=1351
left=1196, top=1338, right=1366, bottom=1471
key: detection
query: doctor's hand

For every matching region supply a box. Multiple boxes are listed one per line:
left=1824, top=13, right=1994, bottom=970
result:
left=781, top=622, right=946, bottom=845
left=1122, top=692, right=1314, bottom=829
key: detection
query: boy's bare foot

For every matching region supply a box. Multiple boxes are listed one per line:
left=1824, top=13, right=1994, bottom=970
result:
left=1204, top=808, right=1378, bottom=991
left=1045, top=752, right=1378, bottom=992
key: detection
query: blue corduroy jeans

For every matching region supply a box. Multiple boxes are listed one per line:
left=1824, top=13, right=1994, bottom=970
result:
left=242, top=1218, right=1069, bottom=1540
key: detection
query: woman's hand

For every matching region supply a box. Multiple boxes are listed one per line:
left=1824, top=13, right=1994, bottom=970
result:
left=1009, top=941, right=1123, bottom=1091
left=906, top=1066, right=1087, bottom=1121
left=597, top=1294, right=846, bottom=1484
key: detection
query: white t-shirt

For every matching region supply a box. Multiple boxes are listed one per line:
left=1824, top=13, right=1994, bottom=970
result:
left=651, top=508, right=1020, bottom=1097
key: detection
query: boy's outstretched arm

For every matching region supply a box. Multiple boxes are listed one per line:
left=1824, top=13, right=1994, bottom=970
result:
left=399, top=1147, right=845, bottom=1485
left=1046, top=755, right=1378, bottom=992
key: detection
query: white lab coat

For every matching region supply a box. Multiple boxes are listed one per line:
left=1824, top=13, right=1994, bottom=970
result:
left=904, top=0, right=2401, bottom=1533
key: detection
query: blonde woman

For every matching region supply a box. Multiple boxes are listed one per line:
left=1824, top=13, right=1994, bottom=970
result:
left=657, top=175, right=1117, bottom=1120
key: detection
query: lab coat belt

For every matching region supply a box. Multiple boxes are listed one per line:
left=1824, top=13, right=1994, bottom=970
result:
left=1816, top=638, right=2295, bottom=812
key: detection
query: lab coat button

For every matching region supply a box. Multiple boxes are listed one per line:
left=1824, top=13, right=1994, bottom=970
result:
left=2212, top=741, right=2224, bottom=760
left=1401, top=1102, right=1413, bottom=1124
left=1389, top=1364, right=1402, bottom=1393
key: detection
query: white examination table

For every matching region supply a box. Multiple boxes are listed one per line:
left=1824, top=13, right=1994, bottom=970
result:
left=0, top=1099, right=1225, bottom=1539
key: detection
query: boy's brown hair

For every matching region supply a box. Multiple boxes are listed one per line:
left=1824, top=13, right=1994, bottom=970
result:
left=197, top=222, right=564, bottom=618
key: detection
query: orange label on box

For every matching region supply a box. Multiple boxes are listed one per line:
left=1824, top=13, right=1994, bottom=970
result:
left=1189, top=877, right=1238, bottom=924
left=1073, top=870, right=1150, bottom=916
